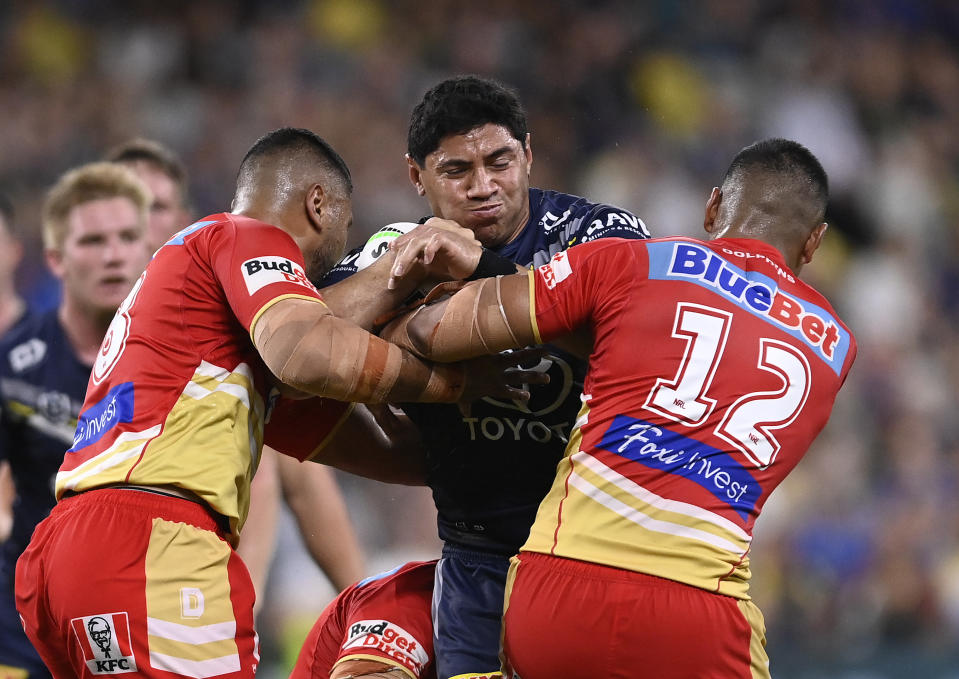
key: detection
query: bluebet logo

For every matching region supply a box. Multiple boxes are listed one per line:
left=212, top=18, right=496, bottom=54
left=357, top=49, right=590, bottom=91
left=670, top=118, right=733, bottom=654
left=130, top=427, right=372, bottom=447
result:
left=69, top=382, right=135, bottom=452
left=647, top=241, right=851, bottom=374
left=598, top=414, right=760, bottom=519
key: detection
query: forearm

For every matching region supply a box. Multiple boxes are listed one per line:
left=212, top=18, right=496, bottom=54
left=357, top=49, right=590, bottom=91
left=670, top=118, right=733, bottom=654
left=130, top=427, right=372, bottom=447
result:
left=381, top=272, right=537, bottom=362
left=236, top=449, right=281, bottom=613
left=277, top=455, right=365, bottom=591
left=315, top=404, right=427, bottom=486
left=320, top=251, right=422, bottom=330
left=255, top=300, right=465, bottom=404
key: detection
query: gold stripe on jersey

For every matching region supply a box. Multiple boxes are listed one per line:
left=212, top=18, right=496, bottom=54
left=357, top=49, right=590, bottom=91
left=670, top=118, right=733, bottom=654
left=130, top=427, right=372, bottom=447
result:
left=247, top=293, right=327, bottom=343
left=55, top=425, right=163, bottom=494
left=523, top=400, right=755, bottom=599
left=737, top=599, right=771, bottom=679
left=527, top=270, right=542, bottom=345
left=56, top=360, right=266, bottom=535
left=145, top=518, right=241, bottom=678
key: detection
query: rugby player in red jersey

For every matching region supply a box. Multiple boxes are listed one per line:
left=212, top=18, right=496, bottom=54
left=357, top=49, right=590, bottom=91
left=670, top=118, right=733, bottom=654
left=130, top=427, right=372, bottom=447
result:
left=291, top=561, right=437, bottom=679
left=14, top=128, right=538, bottom=679
left=382, top=138, right=857, bottom=678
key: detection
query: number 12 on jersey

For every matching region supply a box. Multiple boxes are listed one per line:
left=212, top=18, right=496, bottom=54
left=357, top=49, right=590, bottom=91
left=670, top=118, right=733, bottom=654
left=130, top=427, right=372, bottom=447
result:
left=644, top=303, right=811, bottom=469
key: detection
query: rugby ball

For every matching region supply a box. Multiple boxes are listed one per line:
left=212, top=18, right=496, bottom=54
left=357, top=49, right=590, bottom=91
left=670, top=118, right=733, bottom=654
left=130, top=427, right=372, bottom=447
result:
left=354, top=222, right=420, bottom=271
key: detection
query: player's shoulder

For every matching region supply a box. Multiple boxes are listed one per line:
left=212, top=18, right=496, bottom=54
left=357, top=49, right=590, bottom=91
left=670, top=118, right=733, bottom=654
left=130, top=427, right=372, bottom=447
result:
left=0, top=309, right=60, bottom=375
left=354, top=560, right=437, bottom=593
left=529, top=187, right=649, bottom=244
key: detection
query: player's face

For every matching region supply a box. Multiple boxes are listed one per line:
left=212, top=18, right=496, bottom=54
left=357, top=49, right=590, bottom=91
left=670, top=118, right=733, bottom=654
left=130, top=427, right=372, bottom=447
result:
left=124, top=160, right=189, bottom=252
left=306, top=187, right=353, bottom=282
left=48, top=197, right=150, bottom=317
left=410, top=123, right=532, bottom=248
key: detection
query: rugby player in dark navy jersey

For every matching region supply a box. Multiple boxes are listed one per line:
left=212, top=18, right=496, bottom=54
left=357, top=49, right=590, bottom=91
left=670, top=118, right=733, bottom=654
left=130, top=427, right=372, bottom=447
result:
left=320, top=75, right=651, bottom=679
left=0, top=163, right=151, bottom=679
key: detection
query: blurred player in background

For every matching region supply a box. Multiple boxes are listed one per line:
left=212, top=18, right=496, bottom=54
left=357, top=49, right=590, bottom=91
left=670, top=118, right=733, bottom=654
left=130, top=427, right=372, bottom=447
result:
left=321, top=75, right=651, bottom=679
left=291, top=561, right=437, bottom=679
left=14, top=127, right=536, bottom=679
left=106, top=137, right=366, bottom=608
left=0, top=195, right=26, bottom=337
left=0, top=193, right=28, bottom=547
left=383, top=138, right=857, bottom=678
left=0, top=163, right=151, bottom=679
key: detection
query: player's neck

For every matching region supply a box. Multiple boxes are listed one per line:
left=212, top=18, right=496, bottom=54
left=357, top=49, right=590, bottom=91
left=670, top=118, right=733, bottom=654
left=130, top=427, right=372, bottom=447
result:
left=58, top=299, right=114, bottom=366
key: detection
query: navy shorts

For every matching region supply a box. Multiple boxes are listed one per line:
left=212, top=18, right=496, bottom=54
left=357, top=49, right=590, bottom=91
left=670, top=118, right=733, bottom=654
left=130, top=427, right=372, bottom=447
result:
left=0, top=564, right=51, bottom=679
left=432, top=544, right=510, bottom=679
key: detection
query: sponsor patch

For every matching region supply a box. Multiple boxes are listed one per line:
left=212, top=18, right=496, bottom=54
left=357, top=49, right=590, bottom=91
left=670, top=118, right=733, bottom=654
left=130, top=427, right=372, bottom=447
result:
left=536, top=251, right=573, bottom=290
left=240, top=256, right=316, bottom=295
left=68, top=382, right=135, bottom=452
left=598, top=415, right=760, bottom=519
left=342, top=619, right=428, bottom=673
left=70, top=613, right=138, bottom=674
left=647, top=242, right=851, bottom=374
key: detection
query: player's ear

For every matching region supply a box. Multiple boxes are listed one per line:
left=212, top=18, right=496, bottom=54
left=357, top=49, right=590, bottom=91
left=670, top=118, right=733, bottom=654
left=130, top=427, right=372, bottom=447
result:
left=407, top=154, right=426, bottom=196
left=305, top=183, right=325, bottom=231
left=703, top=187, right=722, bottom=234
left=524, top=133, right=532, bottom=174
left=801, top=222, right=828, bottom=265
left=44, top=248, right=65, bottom=280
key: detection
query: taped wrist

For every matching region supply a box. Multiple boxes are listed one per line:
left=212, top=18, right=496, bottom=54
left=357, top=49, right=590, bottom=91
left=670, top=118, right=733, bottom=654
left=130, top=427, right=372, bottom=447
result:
left=467, top=248, right=519, bottom=280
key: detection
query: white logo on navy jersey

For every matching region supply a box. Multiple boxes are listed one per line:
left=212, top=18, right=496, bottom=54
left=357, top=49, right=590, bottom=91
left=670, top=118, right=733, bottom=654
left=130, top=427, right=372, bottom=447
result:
left=9, top=338, right=46, bottom=373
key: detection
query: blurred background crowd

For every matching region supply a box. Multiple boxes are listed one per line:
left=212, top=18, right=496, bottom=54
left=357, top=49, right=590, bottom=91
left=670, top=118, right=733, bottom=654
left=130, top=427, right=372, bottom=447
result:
left=2, top=0, right=959, bottom=677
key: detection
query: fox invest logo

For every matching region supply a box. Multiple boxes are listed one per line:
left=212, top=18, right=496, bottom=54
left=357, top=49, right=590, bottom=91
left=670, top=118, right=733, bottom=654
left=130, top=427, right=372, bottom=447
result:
left=70, top=613, right=138, bottom=674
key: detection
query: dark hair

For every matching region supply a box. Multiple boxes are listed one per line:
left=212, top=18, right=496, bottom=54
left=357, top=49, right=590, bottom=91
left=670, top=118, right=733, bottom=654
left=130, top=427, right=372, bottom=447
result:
left=237, top=127, right=352, bottom=192
left=723, top=138, right=829, bottom=213
left=105, top=137, right=188, bottom=188
left=407, top=75, right=528, bottom=166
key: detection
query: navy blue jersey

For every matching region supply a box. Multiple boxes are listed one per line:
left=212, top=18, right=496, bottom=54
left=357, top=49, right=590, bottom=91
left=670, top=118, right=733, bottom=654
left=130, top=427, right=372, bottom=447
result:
left=322, top=188, right=649, bottom=553
left=0, top=310, right=89, bottom=576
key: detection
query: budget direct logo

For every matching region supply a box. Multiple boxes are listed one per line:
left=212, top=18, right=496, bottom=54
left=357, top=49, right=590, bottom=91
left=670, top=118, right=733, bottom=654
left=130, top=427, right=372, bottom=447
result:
left=70, top=613, right=138, bottom=674
left=241, top=257, right=316, bottom=295
left=342, top=619, right=428, bottom=672
left=648, top=241, right=851, bottom=375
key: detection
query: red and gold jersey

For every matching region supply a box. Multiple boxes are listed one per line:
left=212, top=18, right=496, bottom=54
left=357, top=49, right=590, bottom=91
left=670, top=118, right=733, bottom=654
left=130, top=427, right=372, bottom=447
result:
left=291, top=560, right=436, bottom=679
left=524, top=236, right=857, bottom=599
left=55, top=214, right=349, bottom=537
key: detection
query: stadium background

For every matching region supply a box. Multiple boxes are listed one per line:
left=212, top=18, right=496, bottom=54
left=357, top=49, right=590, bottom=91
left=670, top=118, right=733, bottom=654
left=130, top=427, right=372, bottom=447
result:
left=2, top=1, right=959, bottom=677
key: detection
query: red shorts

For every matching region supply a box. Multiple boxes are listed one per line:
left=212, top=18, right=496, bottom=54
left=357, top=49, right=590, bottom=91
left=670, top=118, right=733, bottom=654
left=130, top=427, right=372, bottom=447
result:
left=16, top=488, right=258, bottom=679
left=501, top=552, right=769, bottom=679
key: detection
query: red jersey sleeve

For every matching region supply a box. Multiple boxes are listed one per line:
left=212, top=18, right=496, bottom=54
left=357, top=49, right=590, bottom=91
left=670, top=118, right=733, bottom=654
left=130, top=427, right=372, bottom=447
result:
left=207, top=215, right=326, bottom=335
left=532, top=238, right=642, bottom=344
left=264, top=396, right=354, bottom=462
left=333, top=561, right=435, bottom=677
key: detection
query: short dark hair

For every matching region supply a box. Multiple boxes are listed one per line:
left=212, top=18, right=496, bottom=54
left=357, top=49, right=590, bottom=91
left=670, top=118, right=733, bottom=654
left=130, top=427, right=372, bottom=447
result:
left=105, top=137, right=188, bottom=187
left=237, top=127, right=352, bottom=193
left=723, top=138, right=829, bottom=217
left=407, top=75, right=528, bottom=166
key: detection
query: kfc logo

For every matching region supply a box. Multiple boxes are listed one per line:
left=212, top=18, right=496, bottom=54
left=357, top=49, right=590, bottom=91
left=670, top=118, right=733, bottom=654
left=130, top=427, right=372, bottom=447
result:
left=70, top=613, right=138, bottom=674
left=241, top=257, right=317, bottom=295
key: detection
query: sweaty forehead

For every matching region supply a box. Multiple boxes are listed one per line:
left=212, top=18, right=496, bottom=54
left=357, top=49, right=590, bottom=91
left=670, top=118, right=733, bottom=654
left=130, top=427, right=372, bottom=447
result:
left=428, top=123, right=522, bottom=167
